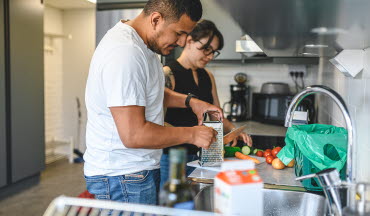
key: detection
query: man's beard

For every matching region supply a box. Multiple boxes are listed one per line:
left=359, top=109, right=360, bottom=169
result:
left=147, top=31, right=164, bottom=55
left=147, top=38, right=163, bottom=55
left=147, top=31, right=177, bottom=56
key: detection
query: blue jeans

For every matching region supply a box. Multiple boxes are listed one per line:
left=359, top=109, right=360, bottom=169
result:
left=84, top=169, right=160, bottom=205
left=160, top=154, right=198, bottom=189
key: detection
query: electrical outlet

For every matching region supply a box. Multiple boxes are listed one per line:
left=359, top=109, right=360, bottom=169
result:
left=288, top=65, right=307, bottom=77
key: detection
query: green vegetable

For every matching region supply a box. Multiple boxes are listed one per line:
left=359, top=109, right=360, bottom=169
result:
left=252, top=148, right=258, bottom=155
left=224, top=146, right=241, bottom=157
left=241, top=146, right=251, bottom=155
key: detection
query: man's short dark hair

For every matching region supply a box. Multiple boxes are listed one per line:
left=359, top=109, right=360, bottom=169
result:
left=143, top=0, right=202, bottom=22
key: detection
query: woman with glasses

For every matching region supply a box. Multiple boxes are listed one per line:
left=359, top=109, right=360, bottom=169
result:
left=160, top=19, right=253, bottom=187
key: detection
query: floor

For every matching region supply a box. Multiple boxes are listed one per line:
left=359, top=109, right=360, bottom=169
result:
left=0, top=160, right=86, bottom=216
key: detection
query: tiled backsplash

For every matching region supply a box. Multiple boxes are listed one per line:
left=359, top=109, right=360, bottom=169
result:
left=206, top=62, right=318, bottom=107
left=317, top=48, right=370, bottom=182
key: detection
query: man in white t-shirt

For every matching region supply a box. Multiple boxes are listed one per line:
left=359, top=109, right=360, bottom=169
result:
left=84, top=0, right=223, bottom=205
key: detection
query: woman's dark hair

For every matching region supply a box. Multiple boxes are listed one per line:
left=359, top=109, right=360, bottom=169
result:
left=143, top=0, right=202, bottom=22
left=189, top=19, right=224, bottom=51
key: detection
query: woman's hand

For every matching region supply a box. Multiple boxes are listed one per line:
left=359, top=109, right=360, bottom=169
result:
left=231, top=132, right=253, bottom=147
left=189, top=98, right=224, bottom=125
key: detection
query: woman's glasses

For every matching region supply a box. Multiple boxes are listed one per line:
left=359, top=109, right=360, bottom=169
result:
left=196, top=40, right=220, bottom=59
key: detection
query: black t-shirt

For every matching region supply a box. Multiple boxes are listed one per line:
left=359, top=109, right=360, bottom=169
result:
left=164, top=60, right=214, bottom=155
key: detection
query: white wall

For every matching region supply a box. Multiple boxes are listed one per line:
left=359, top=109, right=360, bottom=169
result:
left=207, top=62, right=318, bottom=108
left=44, top=6, right=95, bottom=153
left=62, top=9, right=95, bottom=151
left=317, top=49, right=370, bottom=182
left=44, top=7, right=64, bottom=142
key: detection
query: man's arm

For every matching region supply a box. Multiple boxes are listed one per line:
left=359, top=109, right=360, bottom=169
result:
left=164, top=88, right=224, bottom=125
left=110, top=106, right=217, bottom=149
left=163, top=88, right=187, bottom=108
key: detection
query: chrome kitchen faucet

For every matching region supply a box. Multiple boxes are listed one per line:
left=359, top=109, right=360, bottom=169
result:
left=285, top=85, right=357, bottom=215
left=284, top=85, right=356, bottom=184
left=296, top=168, right=346, bottom=216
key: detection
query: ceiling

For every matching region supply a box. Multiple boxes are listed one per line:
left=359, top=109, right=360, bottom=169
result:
left=44, top=0, right=96, bottom=9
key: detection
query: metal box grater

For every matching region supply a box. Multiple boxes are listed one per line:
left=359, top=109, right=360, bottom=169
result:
left=199, top=121, right=223, bottom=167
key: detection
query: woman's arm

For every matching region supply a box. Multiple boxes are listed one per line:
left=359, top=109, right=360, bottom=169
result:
left=206, top=69, right=252, bottom=146
left=163, top=67, right=223, bottom=125
left=163, top=66, right=175, bottom=90
left=206, top=70, right=235, bottom=132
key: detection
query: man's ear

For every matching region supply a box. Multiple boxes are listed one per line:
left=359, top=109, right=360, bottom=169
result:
left=150, top=12, right=164, bottom=30
left=185, top=35, right=194, bottom=49
left=186, top=35, right=193, bottom=44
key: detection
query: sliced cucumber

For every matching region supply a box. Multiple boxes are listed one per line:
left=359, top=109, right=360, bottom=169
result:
left=252, top=148, right=258, bottom=155
left=241, top=146, right=251, bottom=155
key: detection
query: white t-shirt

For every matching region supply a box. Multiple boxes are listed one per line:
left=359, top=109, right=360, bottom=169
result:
left=84, top=21, right=165, bottom=176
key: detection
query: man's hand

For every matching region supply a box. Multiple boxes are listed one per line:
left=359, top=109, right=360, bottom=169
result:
left=190, top=126, right=218, bottom=149
left=231, top=132, right=253, bottom=147
left=189, top=98, right=224, bottom=125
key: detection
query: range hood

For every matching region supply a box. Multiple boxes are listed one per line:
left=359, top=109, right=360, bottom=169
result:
left=236, top=34, right=264, bottom=57
left=215, top=0, right=370, bottom=57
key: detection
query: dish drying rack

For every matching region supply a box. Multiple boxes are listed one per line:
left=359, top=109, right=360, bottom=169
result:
left=43, top=196, right=219, bottom=216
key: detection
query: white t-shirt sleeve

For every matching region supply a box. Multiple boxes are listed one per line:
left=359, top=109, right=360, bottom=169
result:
left=102, top=45, right=147, bottom=107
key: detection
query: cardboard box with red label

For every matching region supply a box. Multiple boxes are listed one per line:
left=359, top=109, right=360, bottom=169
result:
left=214, top=161, right=263, bottom=216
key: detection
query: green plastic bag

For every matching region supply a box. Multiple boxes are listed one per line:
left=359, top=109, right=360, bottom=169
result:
left=277, top=124, right=348, bottom=190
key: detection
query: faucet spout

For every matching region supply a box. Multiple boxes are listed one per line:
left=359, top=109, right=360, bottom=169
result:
left=296, top=168, right=344, bottom=216
left=284, top=85, right=356, bottom=183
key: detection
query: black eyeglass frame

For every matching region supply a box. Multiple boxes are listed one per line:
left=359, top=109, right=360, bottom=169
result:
left=195, top=40, right=221, bottom=59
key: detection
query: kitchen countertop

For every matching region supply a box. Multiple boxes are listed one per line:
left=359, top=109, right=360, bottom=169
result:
left=232, top=120, right=287, bottom=137
left=188, top=161, right=304, bottom=189
left=188, top=122, right=298, bottom=189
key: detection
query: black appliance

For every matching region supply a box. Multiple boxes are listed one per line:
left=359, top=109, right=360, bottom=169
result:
left=252, top=93, right=316, bottom=125
left=235, top=135, right=286, bottom=150
left=223, top=73, right=251, bottom=122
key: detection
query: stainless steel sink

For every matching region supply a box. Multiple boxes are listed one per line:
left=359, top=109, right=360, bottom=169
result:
left=194, top=185, right=327, bottom=216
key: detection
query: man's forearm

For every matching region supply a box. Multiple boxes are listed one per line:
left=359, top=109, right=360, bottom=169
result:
left=111, top=106, right=191, bottom=149
left=110, top=106, right=217, bottom=150
left=124, top=121, right=192, bottom=149
left=164, top=88, right=187, bottom=108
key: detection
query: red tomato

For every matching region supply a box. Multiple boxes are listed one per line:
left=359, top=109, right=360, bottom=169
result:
left=265, top=149, right=272, bottom=153
left=256, top=151, right=264, bottom=157
left=266, top=155, right=274, bottom=164
left=272, top=147, right=282, bottom=157
left=263, top=151, right=272, bottom=158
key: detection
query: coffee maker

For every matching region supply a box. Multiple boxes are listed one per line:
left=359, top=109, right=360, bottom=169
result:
left=223, top=73, right=251, bottom=122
